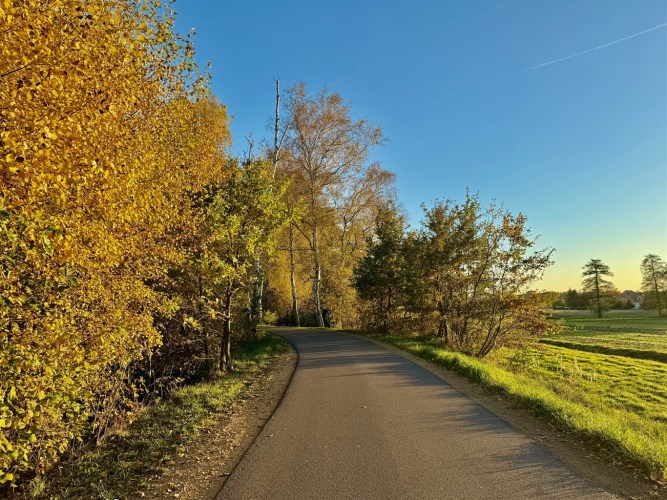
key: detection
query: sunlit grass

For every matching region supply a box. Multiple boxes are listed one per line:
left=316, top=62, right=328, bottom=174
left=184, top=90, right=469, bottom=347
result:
left=543, top=312, right=667, bottom=362
left=493, top=344, right=667, bottom=423
left=551, top=311, right=667, bottom=333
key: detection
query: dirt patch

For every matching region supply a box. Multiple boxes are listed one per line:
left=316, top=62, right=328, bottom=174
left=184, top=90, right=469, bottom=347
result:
left=139, top=346, right=297, bottom=500
left=359, top=335, right=666, bottom=500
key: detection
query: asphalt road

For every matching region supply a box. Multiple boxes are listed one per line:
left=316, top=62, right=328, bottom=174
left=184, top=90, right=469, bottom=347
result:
left=218, top=329, right=613, bottom=499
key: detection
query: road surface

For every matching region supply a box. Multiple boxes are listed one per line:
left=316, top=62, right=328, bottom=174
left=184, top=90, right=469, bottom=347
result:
left=218, top=329, right=612, bottom=499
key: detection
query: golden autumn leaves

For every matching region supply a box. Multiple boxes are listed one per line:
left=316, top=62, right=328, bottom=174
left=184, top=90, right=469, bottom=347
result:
left=0, top=0, right=233, bottom=487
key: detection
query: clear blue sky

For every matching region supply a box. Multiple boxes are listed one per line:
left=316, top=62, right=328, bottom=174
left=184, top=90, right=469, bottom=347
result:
left=173, top=0, right=666, bottom=292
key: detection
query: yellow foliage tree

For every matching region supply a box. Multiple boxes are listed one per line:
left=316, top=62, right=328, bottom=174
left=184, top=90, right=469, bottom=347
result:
left=0, top=0, right=230, bottom=486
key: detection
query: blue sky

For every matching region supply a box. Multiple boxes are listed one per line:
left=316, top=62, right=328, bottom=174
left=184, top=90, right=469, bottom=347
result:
left=174, top=0, right=666, bottom=292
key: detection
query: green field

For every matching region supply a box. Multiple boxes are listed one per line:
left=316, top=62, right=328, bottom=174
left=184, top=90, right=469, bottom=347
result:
left=363, top=311, right=667, bottom=479
left=494, top=312, right=667, bottom=477
left=550, top=310, right=667, bottom=331
left=492, top=342, right=667, bottom=433
left=540, top=311, right=667, bottom=362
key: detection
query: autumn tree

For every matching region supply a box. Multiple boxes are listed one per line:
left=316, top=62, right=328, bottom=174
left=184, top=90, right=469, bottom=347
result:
left=0, top=0, right=230, bottom=487
left=640, top=254, right=666, bottom=316
left=581, top=259, right=615, bottom=318
left=402, top=194, right=554, bottom=357
left=204, top=159, right=287, bottom=372
left=273, top=155, right=307, bottom=326
left=281, top=83, right=385, bottom=327
left=353, top=202, right=406, bottom=333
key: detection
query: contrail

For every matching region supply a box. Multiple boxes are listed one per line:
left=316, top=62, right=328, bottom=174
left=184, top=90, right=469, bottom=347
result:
left=521, top=22, right=667, bottom=72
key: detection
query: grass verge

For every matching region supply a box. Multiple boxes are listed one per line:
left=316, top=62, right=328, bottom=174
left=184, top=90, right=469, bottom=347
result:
left=32, top=334, right=288, bottom=499
left=358, top=332, right=667, bottom=480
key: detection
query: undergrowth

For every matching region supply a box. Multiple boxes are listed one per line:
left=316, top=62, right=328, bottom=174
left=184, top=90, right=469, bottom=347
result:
left=28, top=334, right=288, bottom=499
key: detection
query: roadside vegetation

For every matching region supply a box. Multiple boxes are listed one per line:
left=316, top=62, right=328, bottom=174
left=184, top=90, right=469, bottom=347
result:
left=350, top=204, right=666, bottom=477
left=4, top=0, right=665, bottom=494
left=29, top=334, right=288, bottom=499
left=1, top=0, right=289, bottom=492
left=360, top=311, right=667, bottom=480
left=2, top=0, right=396, bottom=491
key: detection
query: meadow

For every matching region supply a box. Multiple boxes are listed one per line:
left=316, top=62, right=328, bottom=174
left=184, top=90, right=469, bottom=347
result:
left=539, top=311, right=667, bottom=361
left=364, top=310, right=667, bottom=479
left=493, top=311, right=667, bottom=474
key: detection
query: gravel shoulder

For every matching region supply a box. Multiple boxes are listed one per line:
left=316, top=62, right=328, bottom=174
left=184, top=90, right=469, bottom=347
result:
left=141, top=345, right=297, bottom=500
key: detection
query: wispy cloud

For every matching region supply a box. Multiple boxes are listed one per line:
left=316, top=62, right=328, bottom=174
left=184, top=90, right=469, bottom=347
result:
left=521, top=22, right=667, bottom=72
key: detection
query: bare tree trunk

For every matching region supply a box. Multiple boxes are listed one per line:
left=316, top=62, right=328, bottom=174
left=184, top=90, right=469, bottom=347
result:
left=312, top=224, right=325, bottom=327
left=383, top=289, right=392, bottom=333
left=250, top=259, right=264, bottom=329
left=288, top=223, right=300, bottom=326
left=220, top=285, right=233, bottom=373
left=651, top=272, right=662, bottom=317
left=257, top=277, right=264, bottom=321
left=595, top=273, right=602, bottom=318
left=272, top=78, right=281, bottom=179
left=251, top=80, right=282, bottom=329
left=197, top=272, right=214, bottom=375
left=435, top=293, right=446, bottom=338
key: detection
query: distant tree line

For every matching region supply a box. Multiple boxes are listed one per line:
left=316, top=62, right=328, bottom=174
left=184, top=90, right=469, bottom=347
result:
left=547, top=255, right=667, bottom=317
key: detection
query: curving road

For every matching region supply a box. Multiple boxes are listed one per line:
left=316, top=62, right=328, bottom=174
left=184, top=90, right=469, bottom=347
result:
left=218, top=329, right=613, bottom=499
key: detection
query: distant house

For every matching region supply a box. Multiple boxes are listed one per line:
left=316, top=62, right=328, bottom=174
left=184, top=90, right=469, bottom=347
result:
left=620, top=290, right=641, bottom=309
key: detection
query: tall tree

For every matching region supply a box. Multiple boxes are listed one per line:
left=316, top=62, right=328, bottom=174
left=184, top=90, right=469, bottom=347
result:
left=213, top=160, right=287, bottom=371
left=353, top=202, right=406, bottom=333
left=275, top=157, right=306, bottom=326
left=282, top=83, right=384, bottom=326
left=640, top=254, right=666, bottom=316
left=330, top=164, right=395, bottom=327
left=581, top=259, right=615, bottom=318
left=250, top=79, right=287, bottom=328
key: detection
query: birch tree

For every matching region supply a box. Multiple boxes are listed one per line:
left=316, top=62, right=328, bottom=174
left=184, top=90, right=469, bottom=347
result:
left=282, top=83, right=384, bottom=326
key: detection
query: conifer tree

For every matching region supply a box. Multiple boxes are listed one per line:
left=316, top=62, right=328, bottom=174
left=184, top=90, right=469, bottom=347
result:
left=581, top=259, right=615, bottom=318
